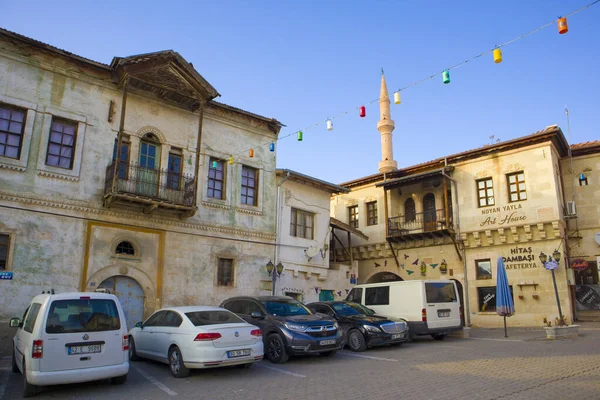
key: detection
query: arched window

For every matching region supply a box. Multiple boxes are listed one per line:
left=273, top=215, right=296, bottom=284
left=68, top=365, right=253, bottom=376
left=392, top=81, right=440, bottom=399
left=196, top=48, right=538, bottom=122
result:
left=404, top=198, right=416, bottom=222
left=116, top=241, right=135, bottom=256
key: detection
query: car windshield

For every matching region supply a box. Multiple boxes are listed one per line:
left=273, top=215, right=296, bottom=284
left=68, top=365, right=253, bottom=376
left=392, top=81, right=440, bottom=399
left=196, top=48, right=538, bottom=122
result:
left=347, top=302, right=375, bottom=315
left=263, top=300, right=311, bottom=317
left=185, top=310, right=245, bottom=326
left=331, top=303, right=362, bottom=317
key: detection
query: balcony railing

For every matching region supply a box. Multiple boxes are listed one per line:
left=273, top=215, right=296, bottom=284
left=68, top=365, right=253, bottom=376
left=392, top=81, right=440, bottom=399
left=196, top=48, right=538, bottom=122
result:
left=104, top=161, right=195, bottom=208
left=388, top=209, right=452, bottom=237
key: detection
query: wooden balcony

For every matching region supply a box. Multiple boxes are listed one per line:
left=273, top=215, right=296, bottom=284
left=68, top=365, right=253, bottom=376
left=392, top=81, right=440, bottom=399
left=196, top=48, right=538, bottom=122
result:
left=103, top=161, right=197, bottom=217
left=387, top=209, right=453, bottom=242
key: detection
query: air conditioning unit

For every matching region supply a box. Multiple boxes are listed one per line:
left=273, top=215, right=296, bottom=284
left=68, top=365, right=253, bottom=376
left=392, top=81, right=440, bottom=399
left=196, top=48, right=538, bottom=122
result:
left=566, top=201, right=577, bottom=216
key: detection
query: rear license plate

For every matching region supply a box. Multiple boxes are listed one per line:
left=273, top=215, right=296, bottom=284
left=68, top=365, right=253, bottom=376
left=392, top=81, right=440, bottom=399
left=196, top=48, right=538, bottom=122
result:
left=438, top=311, right=450, bottom=318
left=391, top=334, right=403, bottom=340
left=319, top=339, right=336, bottom=346
left=68, top=344, right=101, bottom=355
left=228, top=349, right=251, bottom=358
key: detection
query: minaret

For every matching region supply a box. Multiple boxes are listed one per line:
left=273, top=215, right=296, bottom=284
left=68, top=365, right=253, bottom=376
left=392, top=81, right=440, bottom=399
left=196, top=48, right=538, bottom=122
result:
left=377, top=73, right=398, bottom=173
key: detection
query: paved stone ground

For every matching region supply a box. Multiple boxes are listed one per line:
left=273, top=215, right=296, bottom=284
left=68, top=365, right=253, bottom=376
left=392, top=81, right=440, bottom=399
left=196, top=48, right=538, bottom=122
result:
left=2, top=325, right=600, bottom=400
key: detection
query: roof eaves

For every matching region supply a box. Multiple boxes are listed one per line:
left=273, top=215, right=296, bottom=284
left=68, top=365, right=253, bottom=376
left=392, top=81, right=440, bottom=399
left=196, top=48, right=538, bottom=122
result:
left=277, top=169, right=350, bottom=194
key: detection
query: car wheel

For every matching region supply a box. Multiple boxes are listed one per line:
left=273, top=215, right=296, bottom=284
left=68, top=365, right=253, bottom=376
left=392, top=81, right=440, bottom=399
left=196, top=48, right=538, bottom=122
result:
left=347, top=329, right=367, bottom=352
left=12, top=348, right=19, bottom=373
left=110, top=374, right=128, bottom=385
left=168, top=346, right=190, bottom=378
left=22, top=361, right=38, bottom=398
left=320, top=350, right=337, bottom=357
left=266, top=334, right=289, bottom=364
left=129, top=337, right=140, bottom=361
left=432, top=333, right=446, bottom=341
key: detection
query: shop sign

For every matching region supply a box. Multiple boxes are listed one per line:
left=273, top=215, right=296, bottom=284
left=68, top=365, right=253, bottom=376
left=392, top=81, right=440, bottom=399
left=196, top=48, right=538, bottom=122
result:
left=575, top=285, right=600, bottom=311
left=0, top=271, right=13, bottom=280
left=502, top=246, right=538, bottom=270
left=480, top=204, right=527, bottom=227
left=350, top=274, right=357, bottom=284
left=570, top=259, right=589, bottom=271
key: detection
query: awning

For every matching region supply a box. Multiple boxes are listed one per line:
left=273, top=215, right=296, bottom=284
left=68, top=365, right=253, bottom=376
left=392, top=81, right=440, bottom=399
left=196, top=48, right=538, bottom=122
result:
left=375, top=167, right=454, bottom=190
left=330, top=217, right=369, bottom=240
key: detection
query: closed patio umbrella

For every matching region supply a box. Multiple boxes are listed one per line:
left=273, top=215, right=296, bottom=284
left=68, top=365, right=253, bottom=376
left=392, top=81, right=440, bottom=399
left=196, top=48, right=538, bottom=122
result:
left=496, top=256, right=515, bottom=337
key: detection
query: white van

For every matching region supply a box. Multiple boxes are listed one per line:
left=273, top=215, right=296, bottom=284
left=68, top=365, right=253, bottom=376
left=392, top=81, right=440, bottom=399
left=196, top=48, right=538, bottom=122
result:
left=346, top=280, right=462, bottom=340
left=9, top=292, right=130, bottom=397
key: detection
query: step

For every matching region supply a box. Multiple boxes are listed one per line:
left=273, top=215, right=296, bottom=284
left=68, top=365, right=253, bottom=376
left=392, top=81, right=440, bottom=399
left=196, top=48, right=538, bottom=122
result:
left=577, top=311, right=600, bottom=322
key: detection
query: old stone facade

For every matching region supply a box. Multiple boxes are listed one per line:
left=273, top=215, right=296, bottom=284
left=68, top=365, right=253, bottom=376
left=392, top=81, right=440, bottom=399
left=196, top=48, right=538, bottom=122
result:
left=273, top=169, right=358, bottom=304
left=0, top=28, right=282, bottom=335
left=329, top=75, right=599, bottom=328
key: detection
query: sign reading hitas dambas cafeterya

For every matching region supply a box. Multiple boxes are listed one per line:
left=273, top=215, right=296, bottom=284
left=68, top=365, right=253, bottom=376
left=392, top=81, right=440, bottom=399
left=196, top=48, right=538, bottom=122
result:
left=502, top=246, right=538, bottom=270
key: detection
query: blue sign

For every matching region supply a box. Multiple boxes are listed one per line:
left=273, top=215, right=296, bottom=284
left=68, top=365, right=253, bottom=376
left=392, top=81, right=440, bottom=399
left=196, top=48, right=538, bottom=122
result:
left=545, top=260, right=559, bottom=271
left=0, top=271, right=13, bottom=280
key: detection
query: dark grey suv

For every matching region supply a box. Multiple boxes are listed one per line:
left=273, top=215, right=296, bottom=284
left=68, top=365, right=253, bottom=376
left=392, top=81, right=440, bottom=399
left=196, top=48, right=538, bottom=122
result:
left=220, top=296, right=343, bottom=363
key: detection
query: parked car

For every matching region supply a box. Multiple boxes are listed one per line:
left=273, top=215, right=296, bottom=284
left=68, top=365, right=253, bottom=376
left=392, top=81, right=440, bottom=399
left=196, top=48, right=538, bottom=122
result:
left=9, top=292, right=129, bottom=398
left=220, top=296, right=343, bottom=364
left=128, top=306, right=263, bottom=377
left=307, top=301, right=409, bottom=352
left=346, top=280, right=462, bottom=340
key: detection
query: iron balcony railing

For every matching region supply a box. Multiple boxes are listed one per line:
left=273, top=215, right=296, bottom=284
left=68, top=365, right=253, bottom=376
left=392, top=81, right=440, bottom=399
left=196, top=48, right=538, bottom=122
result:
left=104, top=161, right=195, bottom=207
left=388, top=209, right=452, bottom=236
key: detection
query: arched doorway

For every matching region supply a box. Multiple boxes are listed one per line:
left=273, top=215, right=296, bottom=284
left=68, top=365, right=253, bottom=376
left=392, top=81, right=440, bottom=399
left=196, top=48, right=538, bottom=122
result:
left=367, top=271, right=404, bottom=283
left=98, top=276, right=145, bottom=330
left=423, top=193, right=437, bottom=231
left=451, top=279, right=465, bottom=326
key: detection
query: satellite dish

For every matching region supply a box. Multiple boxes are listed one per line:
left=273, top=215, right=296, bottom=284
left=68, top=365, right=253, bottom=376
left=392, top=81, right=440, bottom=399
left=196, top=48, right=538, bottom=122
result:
left=305, top=246, right=319, bottom=258
left=595, top=232, right=600, bottom=246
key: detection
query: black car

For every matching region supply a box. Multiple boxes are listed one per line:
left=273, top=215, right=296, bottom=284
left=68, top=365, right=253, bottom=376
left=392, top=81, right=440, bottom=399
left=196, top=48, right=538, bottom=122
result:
left=220, top=296, right=343, bottom=364
left=307, top=301, right=409, bottom=352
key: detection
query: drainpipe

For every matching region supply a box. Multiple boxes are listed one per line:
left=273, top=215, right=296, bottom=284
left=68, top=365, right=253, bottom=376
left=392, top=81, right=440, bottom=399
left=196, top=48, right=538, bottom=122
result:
left=441, top=161, right=471, bottom=327
left=275, top=171, right=291, bottom=266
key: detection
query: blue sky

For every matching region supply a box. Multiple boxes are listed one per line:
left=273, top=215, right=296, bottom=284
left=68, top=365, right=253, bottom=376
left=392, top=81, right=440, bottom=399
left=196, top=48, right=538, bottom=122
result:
left=2, top=0, right=599, bottom=183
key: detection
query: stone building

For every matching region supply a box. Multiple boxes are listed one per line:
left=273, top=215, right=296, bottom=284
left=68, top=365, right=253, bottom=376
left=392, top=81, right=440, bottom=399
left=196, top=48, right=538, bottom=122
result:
left=330, top=73, right=599, bottom=327
left=0, top=28, right=283, bottom=335
left=271, top=169, right=359, bottom=303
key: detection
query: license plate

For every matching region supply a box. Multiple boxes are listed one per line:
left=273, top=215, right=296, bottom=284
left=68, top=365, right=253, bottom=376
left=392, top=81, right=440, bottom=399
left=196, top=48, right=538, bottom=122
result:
left=68, top=344, right=101, bottom=355
left=319, top=339, right=336, bottom=346
left=391, top=334, right=403, bottom=340
left=438, top=311, right=450, bottom=318
left=227, top=349, right=251, bottom=358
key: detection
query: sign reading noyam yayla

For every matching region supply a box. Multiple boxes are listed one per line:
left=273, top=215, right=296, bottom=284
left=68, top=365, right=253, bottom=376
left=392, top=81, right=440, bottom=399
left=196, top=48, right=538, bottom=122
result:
left=570, top=259, right=589, bottom=271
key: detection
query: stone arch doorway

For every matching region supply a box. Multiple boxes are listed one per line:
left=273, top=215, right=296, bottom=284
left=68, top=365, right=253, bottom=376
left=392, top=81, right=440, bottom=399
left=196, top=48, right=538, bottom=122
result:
left=98, top=276, right=145, bottom=330
left=367, top=271, right=404, bottom=283
left=451, top=278, right=465, bottom=326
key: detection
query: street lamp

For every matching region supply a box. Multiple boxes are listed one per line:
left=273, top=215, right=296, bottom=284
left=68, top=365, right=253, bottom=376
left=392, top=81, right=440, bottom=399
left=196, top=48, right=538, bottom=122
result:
left=539, top=250, right=563, bottom=323
left=266, top=260, right=284, bottom=295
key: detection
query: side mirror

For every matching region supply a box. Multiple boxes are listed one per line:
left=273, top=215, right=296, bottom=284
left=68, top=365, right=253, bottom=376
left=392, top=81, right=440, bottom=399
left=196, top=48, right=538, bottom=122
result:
left=367, top=308, right=376, bottom=314
left=135, top=321, right=143, bottom=329
left=9, top=318, right=21, bottom=328
left=250, top=311, right=264, bottom=319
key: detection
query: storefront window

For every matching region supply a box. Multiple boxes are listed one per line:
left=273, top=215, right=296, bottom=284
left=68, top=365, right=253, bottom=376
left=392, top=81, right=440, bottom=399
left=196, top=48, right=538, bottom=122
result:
left=478, top=286, right=513, bottom=312
left=476, top=259, right=492, bottom=280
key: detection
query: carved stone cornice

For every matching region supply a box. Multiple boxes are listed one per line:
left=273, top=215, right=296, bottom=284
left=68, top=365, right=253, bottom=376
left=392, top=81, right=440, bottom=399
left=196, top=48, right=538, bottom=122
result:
left=460, top=222, right=564, bottom=248
left=201, top=201, right=231, bottom=210
left=0, top=163, right=26, bottom=172
left=37, top=169, right=80, bottom=182
left=0, top=190, right=275, bottom=241
left=236, top=207, right=263, bottom=216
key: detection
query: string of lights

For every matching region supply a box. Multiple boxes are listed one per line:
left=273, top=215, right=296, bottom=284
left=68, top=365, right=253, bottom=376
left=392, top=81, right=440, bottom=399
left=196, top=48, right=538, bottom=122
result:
left=221, top=0, right=599, bottom=167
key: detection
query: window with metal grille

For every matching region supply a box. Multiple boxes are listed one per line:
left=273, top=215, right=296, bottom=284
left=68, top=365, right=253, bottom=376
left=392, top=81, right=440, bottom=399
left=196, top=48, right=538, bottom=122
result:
left=167, top=152, right=182, bottom=190
left=507, top=172, right=527, bottom=202
left=217, top=258, right=234, bottom=286
left=290, top=208, right=314, bottom=239
left=476, top=178, right=495, bottom=207
left=115, top=241, right=135, bottom=256
left=366, top=201, right=378, bottom=226
left=348, top=205, right=358, bottom=228
left=208, top=158, right=225, bottom=199
left=46, top=118, right=77, bottom=169
left=0, top=104, right=26, bottom=159
left=241, top=166, right=258, bottom=206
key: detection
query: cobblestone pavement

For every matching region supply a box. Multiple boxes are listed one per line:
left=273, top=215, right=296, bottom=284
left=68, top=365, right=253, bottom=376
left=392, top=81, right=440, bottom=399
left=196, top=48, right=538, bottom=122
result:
left=2, top=326, right=600, bottom=400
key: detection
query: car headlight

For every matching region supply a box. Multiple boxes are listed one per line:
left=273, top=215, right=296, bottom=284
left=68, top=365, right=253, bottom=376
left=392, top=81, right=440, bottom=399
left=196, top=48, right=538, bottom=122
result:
left=363, top=325, right=382, bottom=333
left=333, top=322, right=340, bottom=330
left=284, top=322, right=308, bottom=332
